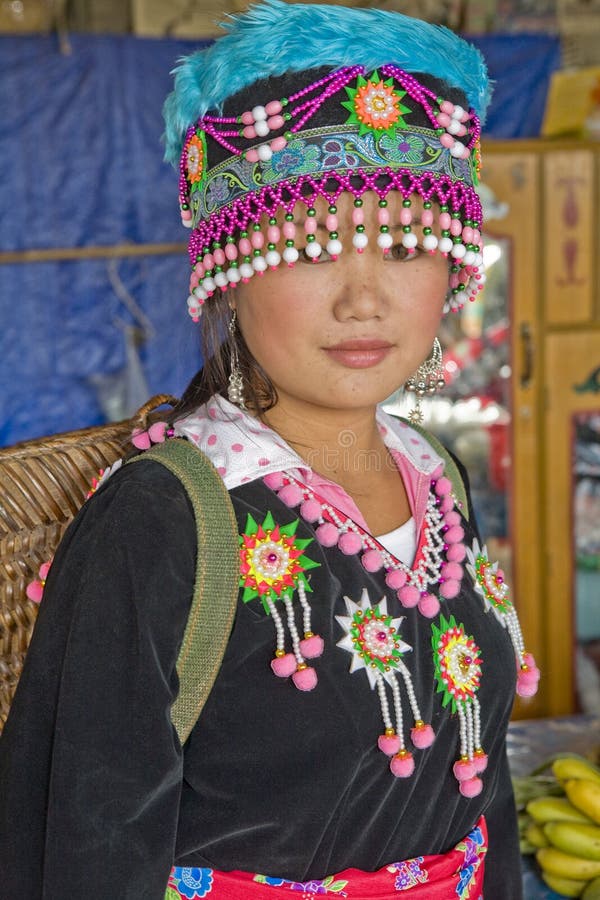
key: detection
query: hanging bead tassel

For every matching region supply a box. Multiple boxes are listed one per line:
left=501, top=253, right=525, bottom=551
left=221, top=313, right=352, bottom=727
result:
left=239, top=512, right=322, bottom=691
left=337, top=589, right=435, bottom=778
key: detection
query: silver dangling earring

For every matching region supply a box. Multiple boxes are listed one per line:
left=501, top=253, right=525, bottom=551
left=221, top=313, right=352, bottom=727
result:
left=404, top=337, right=445, bottom=425
left=227, top=310, right=246, bottom=409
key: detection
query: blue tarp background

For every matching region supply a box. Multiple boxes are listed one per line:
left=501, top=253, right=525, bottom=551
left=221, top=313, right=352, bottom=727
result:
left=0, top=31, right=561, bottom=445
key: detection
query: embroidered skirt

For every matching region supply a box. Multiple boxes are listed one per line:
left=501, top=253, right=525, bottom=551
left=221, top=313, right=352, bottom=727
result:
left=167, top=816, right=487, bottom=899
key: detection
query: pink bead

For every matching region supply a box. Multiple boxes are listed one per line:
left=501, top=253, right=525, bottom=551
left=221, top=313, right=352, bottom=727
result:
left=300, top=499, right=321, bottom=522
left=203, top=253, right=215, bottom=270
left=361, top=549, right=384, bottom=573
left=292, top=666, right=317, bottom=691
left=251, top=231, right=264, bottom=249
left=449, top=273, right=460, bottom=290
left=444, top=526, right=464, bottom=544
left=435, top=476, right=452, bottom=496
left=418, top=593, right=440, bottom=618
left=189, top=272, right=199, bottom=289
left=271, top=653, right=297, bottom=678
left=460, top=777, right=483, bottom=798
left=377, top=208, right=390, bottom=225
left=473, top=752, right=488, bottom=774
left=446, top=543, right=466, bottom=563
left=450, top=219, right=462, bottom=237
left=304, top=218, right=317, bottom=234
left=378, top=734, right=401, bottom=756
left=278, top=484, right=303, bottom=507
left=472, top=229, right=481, bottom=243
left=243, top=125, right=257, bottom=139
left=225, top=244, right=238, bottom=261
left=385, top=569, right=407, bottom=590
left=338, top=531, right=363, bottom=555
left=267, top=226, right=280, bottom=243
left=239, top=238, right=252, bottom=256
left=213, top=249, right=226, bottom=266
left=326, top=214, right=338, bottom=232
left=270, top=136, right=287, bottom=152
left=26, top=581, right=44, bottom=603
left=241, top=110, right=254, bottom=125
left=316, top=523, right=339, bottom=547
left=421, top=209, right=433, bottom=227
left=400, top=209, right=412, bottom=226
left=267, top=115, right=284, bottom=130
left=265, top=100, right=282, bottom=115
left=282, top=222, right=296, bottom=239
left=439, top=212, right=452, bottom=231
left=352, top=207, right=364, bottom=225
left=440, top=133, right=454, bottom=149
left=263, top=472, right=284, bottom=490
left=436, top=112, right=451, bottom=128
left=300, top=635, right=324, bottom=658
left=180, top=209, right=192, bottom=221
left=453, top=758, right=475, bottom=781
left=441, top=561, right=463, bottom=581
left=390, top=752, right=415, bottom=778
left=246, top=149, right=259, bottom=163
left=440, top=100, right=455, bottom=114
left=411, top=723, right=435, bottom=749
left=39, top=561, right=52, bottom=580
left=398, top=584, right=420, bottom=608
left=462, top=226, right=474, bottom=244
left=440, top=579, right=461, bottom=600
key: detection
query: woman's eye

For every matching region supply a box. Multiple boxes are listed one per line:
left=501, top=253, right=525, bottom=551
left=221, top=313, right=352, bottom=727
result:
left=386, top=243, right=419, bottom=261
left=299, top=247, right=333, bottom=264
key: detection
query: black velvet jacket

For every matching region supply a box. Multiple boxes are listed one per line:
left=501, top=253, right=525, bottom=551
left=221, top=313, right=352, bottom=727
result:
left=0, top=458, right=523, bottom=900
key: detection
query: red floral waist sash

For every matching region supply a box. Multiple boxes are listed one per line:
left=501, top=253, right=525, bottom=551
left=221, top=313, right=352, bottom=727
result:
left=167, top=815, right=487, bottom=899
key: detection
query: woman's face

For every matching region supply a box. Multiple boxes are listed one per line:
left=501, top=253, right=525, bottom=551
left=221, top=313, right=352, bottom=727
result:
left=231, top=191, right=449, bottom=419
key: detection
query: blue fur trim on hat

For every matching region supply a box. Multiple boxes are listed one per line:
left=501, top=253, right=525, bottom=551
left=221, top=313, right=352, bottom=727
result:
left=163, top=0, right=490, bottom=165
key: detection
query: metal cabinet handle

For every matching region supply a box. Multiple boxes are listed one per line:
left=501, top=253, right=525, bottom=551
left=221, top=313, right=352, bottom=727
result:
left=520, top=322, right=534, bottom=388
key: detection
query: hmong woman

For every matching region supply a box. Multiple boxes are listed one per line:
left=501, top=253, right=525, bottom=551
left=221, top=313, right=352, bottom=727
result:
left=0, top=2, right=539, bottom=898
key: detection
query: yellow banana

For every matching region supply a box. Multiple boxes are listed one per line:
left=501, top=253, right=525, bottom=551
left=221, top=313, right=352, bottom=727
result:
left=527, top=795, right=593, bottom=825
left=526, top=822, right=550, bottom=848
left=541, top=872, right=587, bottom=897
left=566, top=780, right=600, bottom=826
left=583, top=875, right=600, bottom=899
left=544, top=822, right=600, bottom=861
left=553, top=757, right=600, bottom=788
left=537, top=847, right=600, bottom=880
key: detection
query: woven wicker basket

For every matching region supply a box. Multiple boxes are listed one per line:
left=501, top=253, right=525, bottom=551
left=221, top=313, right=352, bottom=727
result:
left=0, top=395, right=176, bottom=732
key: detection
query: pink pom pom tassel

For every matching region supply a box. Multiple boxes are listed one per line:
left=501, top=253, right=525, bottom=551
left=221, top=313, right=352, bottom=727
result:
left=411, top=723, right=435, bottom=749
left=271, top=653, right=297, bottom=678
left=26, top=581, right=44, bottom=603
left=378, top=733, right=401, bottom=756
left=390, top=751, right=415, bottom=778
left=398, top=585, right=420, bottom=608
left=453, top=758, right=476, bottom=781
left=292, top=666, right=317, bottom=691
left=418, top=593, right=440, bottom=618
left=299, top=635, right=324, bottom=659
left=338, top=532, right=363, bottom=555
left=460, top=777, right=483, bottom=798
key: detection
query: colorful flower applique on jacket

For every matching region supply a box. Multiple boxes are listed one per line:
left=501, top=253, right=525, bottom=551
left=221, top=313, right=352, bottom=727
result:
left=336, top=588, right=435, bottom=778
left=240, top=511, right=322, bottom=690
left=455, top=825, right=486, bottom=898
left=465, top=538, right=540, bottom=698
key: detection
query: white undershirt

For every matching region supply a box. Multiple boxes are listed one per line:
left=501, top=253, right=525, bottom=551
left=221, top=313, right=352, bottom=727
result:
left=376, top=516, right=417, bottom=566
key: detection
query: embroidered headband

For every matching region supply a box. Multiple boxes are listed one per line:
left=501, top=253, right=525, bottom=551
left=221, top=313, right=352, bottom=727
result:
left=163, top=0, right=491, bottom=321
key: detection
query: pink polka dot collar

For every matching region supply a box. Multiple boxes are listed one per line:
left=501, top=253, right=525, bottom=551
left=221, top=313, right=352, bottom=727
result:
left=173, top=395, right=444, bottom=492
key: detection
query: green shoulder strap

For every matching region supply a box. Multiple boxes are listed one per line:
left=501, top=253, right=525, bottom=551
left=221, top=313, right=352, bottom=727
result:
left=400, top=419, right=469, bottom=521
left=130, top=439, right=239, bottom=745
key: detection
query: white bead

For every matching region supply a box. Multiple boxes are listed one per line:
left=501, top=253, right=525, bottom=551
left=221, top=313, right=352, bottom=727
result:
left=193, top=285, right=208, bottom=301
left=282, top=246, right=299, bottom=264
left=401, top=232, right=418, bottom=249
left=254, top=119, right=270, bottom=137
left=304, top=241, right=322, bottom=258
left=265, top=249, right=281, bottom=267
left=252, top=104, right=267, bottom=121
left=453, top=104, right=465, bottom=119
left=451, top=243, right=466, bottom=259
left=449, top=142, right=465, bottom=158
left=448, top=119, right=462, bottom=135
left=239, top=262, right=254, bottom=279
left=473, top=252, right=484, bottom=267
left=326, top=238, right=343, bottom=257
left=227, top=267, right=241, bottom=283
left=257, top=143, right=273, bottom=162
left=181, top=217, right=193, bottom=229
left=202, top=276, right=216, bottom=294
left=438, top=237, right=453, bottom=254
left=463, top=250, right=476, bottom=266
left=186, top=294, right=197, bottom=308
left=477, top=272, right=487, bottom=285
left=423, top=234, right=438, bottom=251
left=377, top=232, right=393, bottom=250
left=187, top=305, right=199, bottom=318
left=214, top=271, right=228, bottom=288
left=352, top=232, right=368, bottom=250
left=252, top=255, right=267, bottom=272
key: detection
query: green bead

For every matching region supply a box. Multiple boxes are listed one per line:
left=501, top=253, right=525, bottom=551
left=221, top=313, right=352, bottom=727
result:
left=380, top=225, right=389, bottom=233
left=329, top=231, right=338, bottom=239
left=307, top=207, right=316, bottom=217
left=269, top=217, right=277, bottom=226
left=307, top=234, right=315, bottom=242
left=378, top=199, right=388, bottom=208
left=403, top=225, right=411, bottom=233
left=328, top=204, right=337, bottom=214
left=253, top=223, right=261, bottom=231
left=354, top=198, right=363, bottom=207
left=285, top=213, right=293, bottom=222
left=423, top=201, right=432, bottom=209
left=423, top=227, right=432, bottom=235
left=402, top=199, right=412, bottom=208
left=356, top=224, right=365, bottom=233
left=285, top=239, right=294, bottom=247
left=268, top=243, right=275, bottom=251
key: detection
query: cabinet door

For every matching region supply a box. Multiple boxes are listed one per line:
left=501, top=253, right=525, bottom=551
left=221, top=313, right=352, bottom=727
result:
left=545, top=332, right=600, bottom=715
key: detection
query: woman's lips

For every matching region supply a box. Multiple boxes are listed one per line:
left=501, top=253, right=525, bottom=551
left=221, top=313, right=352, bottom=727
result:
left=324, top=340, right=393, bottom=369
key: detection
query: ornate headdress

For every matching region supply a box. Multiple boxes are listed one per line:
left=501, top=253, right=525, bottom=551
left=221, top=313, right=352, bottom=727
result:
left=163, top=0, right=491, bottom=321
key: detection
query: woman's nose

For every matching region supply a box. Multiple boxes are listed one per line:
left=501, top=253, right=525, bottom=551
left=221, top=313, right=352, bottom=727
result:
left=332, top=250, right=389, bottom=321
